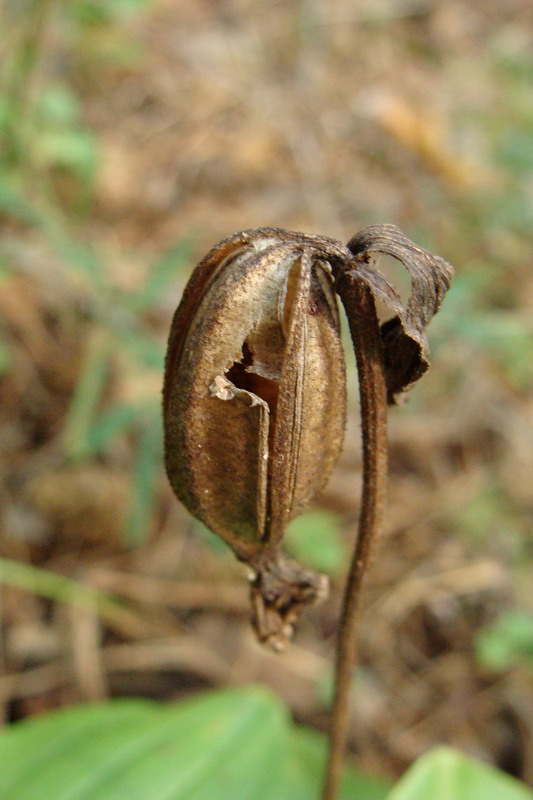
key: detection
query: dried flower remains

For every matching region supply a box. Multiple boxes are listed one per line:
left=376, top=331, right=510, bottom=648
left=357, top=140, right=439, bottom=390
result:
left=163, top=225, right=453, bottom=651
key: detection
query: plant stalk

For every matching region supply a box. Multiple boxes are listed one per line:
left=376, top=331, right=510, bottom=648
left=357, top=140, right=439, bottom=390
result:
left=322, top=272, right=388, bottom=800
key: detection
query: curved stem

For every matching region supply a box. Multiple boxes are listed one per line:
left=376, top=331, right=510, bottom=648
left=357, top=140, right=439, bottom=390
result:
left=322, top=272, right=388, bottom=800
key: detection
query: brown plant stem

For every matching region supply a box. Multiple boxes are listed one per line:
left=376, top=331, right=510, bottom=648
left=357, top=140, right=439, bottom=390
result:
left=322, top=272, right=389, bottom=800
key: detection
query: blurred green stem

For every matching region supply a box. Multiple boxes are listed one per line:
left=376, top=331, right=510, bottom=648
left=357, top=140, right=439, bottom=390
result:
left=0, top=557, right=117, bottom=615
left=62, top=329, right=112, bottom=460
left=2, top=0, right=59, bottom=173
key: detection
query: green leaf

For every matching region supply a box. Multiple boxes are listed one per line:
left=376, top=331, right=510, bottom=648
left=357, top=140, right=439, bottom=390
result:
left=387, top=746, right=533, bottom=800
left=0, top=688, right=288, bottom=800
left=38, top=85, right=82, bottom=126
left=0, top=687, right=389, bottom=800
left=40, top=128, right=98, bottom=180
left=475, top=611, right=533, bottom=671
left=70, top=0, right=150, bottom=26
left=284, top=510, right=347, bottom=574
left=0, top=177, right=38, bottom=224
left=495, top=131, right=533, bottom=174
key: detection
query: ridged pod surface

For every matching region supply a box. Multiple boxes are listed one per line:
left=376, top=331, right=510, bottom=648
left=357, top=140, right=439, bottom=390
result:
left=164, top=228, right=350, bottom=647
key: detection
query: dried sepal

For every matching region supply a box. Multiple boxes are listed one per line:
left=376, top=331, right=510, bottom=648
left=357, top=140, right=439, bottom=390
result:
left=345, top=224, right=454, bottom=402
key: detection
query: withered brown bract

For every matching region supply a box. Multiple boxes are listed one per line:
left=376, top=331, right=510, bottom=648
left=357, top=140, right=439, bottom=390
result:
left=163, top=225, right=453, bottom=650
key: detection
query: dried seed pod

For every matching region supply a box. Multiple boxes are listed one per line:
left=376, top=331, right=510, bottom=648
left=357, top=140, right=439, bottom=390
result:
left=163, top=228, right=349, bottom=648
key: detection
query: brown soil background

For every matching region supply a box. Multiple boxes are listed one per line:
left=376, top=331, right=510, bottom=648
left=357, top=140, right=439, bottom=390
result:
left=1, top=0, right=533, bottom=786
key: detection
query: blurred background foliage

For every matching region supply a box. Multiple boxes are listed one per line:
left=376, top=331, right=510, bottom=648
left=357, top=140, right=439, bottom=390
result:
left=1, top=0, right=533, bottom=792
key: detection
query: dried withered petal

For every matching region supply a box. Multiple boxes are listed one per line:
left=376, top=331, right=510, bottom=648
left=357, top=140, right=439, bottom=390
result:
left=163, top=228, right=347, bottom=648
left=345, top=224, right=454, bottom=403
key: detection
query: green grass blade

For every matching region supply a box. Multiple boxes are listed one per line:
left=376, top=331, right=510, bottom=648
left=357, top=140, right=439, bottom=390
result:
left=0, top=557, right=119, bottom=617
left=85, top=403, right=141, bottom=455
left=62, top=332, right=111, bottom=460
left=123, top=410, right=162, bottom=546
left=0, top=334, right=11, bottom=375
left=126, top=237, right=195, bottom=314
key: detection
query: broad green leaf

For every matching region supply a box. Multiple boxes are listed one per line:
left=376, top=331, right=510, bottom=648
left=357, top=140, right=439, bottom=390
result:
left=0, top=688, right=289, bottom=800
left=0, top=701, right=156, bottom=800
left=387, top=746, right=533, bottom=800
left=0, top=687, right=388, bottom=800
